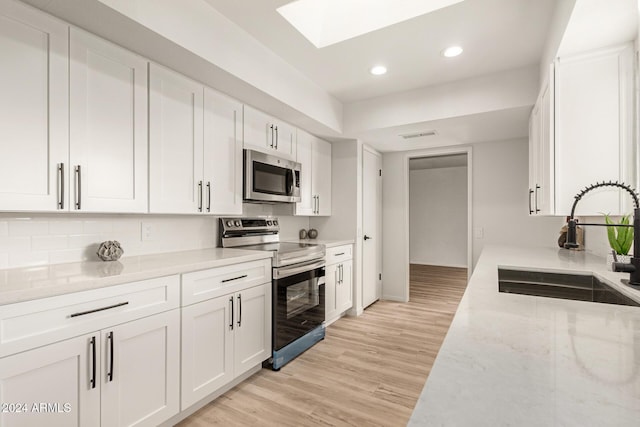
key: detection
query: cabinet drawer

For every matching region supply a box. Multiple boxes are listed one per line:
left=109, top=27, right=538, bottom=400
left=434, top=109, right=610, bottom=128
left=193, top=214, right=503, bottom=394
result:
left=182, top=258, right=271, bottom=306
left=0, top=275, right=180, bottom=358
left=326, top=245, right=353, bottom=265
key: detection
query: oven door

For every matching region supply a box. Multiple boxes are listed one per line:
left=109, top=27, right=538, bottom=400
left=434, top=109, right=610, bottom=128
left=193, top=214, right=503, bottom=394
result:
left=273, top=259, right=325, bottom=351
left=244, top=149, right=301, bottom=203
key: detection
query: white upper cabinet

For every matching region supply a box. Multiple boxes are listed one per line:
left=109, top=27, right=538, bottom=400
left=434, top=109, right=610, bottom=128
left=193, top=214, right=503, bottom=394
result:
left=554, top=44, right=634, bottom=216
left=243, top=105, right=296, bottom=160
left=204, top=88, right=243, bottom=215
left=149, top=63, right=204, bottom=214
left=295, top=129, right=331, bottom=216
left=0, top=0, right=68, bottom=211
left=528, top=66, right=554, bottom=216
left=70, top=28, right=148, bottom=213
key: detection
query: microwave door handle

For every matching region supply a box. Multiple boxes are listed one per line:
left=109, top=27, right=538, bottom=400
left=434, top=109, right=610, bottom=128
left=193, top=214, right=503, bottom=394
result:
left=286, top=169, right=294, bottom=196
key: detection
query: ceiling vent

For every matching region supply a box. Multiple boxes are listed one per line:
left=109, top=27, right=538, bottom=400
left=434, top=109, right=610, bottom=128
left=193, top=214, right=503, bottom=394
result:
left=400, top=130, right=438, bottom=139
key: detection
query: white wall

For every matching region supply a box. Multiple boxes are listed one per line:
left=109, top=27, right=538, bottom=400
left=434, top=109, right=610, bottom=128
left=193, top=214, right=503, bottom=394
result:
left=0, top=212, right=307, bottom=269
left=409, top=166, right=467, bottom=268
left=382, top=139, right=564, bottom=302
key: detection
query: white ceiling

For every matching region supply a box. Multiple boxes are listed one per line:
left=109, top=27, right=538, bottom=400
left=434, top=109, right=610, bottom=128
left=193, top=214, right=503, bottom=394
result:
left=205, top=0, right=556, bottom=103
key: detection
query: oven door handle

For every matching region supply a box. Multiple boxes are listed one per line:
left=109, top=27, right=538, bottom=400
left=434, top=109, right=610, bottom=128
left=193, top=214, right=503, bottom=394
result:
left=278, top=251, right=325, bottom=267
left=274, top=259, right=325, bottom=279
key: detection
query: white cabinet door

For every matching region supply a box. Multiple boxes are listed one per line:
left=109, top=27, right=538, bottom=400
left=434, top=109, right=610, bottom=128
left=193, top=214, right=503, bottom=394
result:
left=336, top=261, right=353, bottom=314
left=234, top=283, right=271, bottom=377
left=324, top=263, right=338, bottom=322
left=204, top=88, right=243, bottom=215
left=0, top=333, right=100, bottom=427
left=555, top=44, right=634, bottom=216
left=243, top=105, right=272, bottom=153
left=0, top=0, right=68, bottom=211
left=528, top=101, right=540, bottom=215
left=312, top=137, right=332, bottom=216
left=273, top=120, right=296, bottom=160
left=149, top=63, right=204, bottom=214
left=181, top=295, right=234, bottom=409
left=295, top=130, right=314, bottom=215
left=243, top=105, right=296, bottom=161
left=69, top=28, right=148, bottom=213
left=101, top=310, right=180, bottom=427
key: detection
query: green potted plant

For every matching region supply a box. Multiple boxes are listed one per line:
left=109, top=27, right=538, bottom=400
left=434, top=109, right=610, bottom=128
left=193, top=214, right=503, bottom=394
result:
left=604, top=213, right=633, bottom=266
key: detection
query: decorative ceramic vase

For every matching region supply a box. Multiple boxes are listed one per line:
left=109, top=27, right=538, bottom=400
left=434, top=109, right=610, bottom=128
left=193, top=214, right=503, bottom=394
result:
left=97, top=240, right=124, bottom=261
left=307, top=229, right=318, bottom=239
left=299, top=229, right=308, bottom=239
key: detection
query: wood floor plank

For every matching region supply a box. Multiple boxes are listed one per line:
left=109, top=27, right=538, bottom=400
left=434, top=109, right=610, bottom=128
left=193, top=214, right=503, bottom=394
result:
left=178, top=264, right=467, bottom=426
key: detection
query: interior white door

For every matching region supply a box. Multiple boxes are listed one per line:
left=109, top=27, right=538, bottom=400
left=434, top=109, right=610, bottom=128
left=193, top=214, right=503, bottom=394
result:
left=69, top=28, right=148, bottom=213
left=101, top=310, right=180, bottom=427
left=362, top=148, right=382, bottom=308
left=204, top=88, right=243, bottom=215
left=0, top=0, right=68, bottom=211
left=0, top=333, right=100, bottom=427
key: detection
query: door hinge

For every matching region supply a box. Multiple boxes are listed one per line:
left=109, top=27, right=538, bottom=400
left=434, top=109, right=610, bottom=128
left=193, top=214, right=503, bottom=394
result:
left=379, top=169, right=382, bottom=177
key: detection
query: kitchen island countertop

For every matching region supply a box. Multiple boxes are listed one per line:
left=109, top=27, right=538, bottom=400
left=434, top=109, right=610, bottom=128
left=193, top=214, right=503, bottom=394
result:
left=409, top=245, right=640, bottom=426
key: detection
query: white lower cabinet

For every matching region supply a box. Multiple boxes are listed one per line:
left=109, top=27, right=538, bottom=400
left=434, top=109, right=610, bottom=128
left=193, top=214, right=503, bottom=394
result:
left=325, top=245, right=353, bottom=324
left=0, top=333, right=100, bottom=427
left=181, top=282, right=271, bottom=410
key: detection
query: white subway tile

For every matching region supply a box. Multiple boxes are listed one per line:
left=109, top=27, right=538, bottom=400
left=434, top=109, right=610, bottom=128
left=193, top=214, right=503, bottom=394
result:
left=49, top=248, right=89, bottom=265
left=68, top=234, right=102, bottom=249
left=9, top=251, right=49, bottom=268
left=0, top=253, right=8, bottom=269
left=0, top=236, right=31, bottom=251
left=9, top=220, right=49, bottom=236
left=49, top=220, right=83, bottom=235
left=32, top=235, right=69, bottom=251
left=83, top=220, right=113, bottom=234
left=0, top=221, right=8, bottom=236
left=112, top=219, right=141, bottom=235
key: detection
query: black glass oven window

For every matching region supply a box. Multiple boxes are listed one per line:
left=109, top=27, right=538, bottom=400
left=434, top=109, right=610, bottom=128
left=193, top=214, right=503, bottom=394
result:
left=286, top=280, right=319, bottom=319
left=253, top=162, right=287, bottom=195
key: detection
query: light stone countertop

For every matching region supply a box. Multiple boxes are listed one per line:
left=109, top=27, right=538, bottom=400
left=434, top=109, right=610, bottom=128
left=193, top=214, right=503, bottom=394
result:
left=283, top=238, right=355, bottom=248
left=409, top=245, right=640, bottom=426
left=0, top=248, right=272, bottom=306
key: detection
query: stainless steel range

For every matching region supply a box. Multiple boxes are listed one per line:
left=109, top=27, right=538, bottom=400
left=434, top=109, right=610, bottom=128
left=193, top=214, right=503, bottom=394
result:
left=219, top=217, right=325, bottom=370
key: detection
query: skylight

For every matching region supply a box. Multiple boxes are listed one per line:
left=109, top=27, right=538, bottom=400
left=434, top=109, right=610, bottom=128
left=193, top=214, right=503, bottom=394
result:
left=277, top=0, right=465, bottom=48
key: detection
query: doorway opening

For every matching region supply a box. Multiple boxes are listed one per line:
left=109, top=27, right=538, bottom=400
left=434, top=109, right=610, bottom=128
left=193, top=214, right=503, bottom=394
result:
left=408, top=152, right=469, bottom=301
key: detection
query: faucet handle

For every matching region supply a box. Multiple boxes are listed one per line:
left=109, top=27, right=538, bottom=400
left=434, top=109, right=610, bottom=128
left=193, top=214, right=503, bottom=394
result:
left=611, top=250, right=619, bottom=263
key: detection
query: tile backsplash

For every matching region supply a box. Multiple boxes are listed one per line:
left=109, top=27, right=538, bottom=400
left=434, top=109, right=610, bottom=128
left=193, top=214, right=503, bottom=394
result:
left=0, top=207, right=309, bottom=269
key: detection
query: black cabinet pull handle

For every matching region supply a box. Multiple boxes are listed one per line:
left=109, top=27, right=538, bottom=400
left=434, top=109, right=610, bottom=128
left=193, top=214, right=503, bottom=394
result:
left=229, top=296, right=234, bottom=330
left=237, top=294, right=242, bottom=327
left=335, top=252, right=345, bottom=256
left=528, top=188, right=534, bottom=214
left=107, top=331, right=114, bottom=382
left=270, top=124, right=274, bottom=148
left=197, top=181, right=203, bottom=212
left=535, top=185, right=540, bottom=213
left=70, top=301, right=128, bottom=318
left=206, top=181, right=211, bottom=212
left=222, top=274, right=247, bottom=283
left=90, top=336, right=96, bottom=389
left=58, top=163, right=64, bottom=210
left=75, top=165, right=81, bottom=210
left=275, top=126, right=278, bottom=149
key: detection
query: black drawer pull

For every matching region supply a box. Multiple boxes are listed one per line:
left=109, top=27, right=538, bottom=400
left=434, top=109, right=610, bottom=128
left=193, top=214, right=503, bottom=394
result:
left=89, top=336, right=96, bottom=389
left=334, top=252, right=345, bottom=256
left=70, top=302, right=129, bottom=318
left=222, top=274, right=248, bottom=283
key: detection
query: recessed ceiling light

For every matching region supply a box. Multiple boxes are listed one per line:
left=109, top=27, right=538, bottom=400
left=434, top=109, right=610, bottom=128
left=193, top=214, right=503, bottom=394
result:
left=277, top=0, right=465, bottom=48
left=442, top=46, right=463, bottom=57
left=370, top=65, right=387, bottom=76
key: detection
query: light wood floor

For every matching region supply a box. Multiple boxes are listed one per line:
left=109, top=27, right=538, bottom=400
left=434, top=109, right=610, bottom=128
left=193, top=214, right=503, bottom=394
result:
left=178, top=264, right=467, bottom=427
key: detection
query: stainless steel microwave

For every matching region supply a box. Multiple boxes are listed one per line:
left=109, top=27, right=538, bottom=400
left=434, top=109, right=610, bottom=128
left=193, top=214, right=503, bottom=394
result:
left=244, top=149, right=301, bottom=203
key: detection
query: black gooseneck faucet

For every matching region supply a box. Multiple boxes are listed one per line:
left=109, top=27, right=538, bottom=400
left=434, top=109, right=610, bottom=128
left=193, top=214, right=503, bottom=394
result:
left=563, top=181, right=640, bottom=286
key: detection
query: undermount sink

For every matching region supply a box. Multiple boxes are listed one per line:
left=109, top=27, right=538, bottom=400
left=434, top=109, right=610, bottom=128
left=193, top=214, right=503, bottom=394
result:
left=498, top=268, right=640, bottom=307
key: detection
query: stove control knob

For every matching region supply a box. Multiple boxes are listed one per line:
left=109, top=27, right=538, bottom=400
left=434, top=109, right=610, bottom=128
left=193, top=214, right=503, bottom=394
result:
left=266, top=220, right=273, bottom=226
left=234, top=220, right=241, bottom=227
left=226, top=220, right=234, bottom=227
left=273, top=220, right=278, bottom=226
